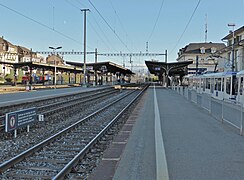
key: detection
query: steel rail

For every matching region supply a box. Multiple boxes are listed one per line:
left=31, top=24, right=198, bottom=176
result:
left=53, top=84, right=149, bottom=179
left=37, top=88, right=116, bottom=112
left=0, top=87, right=113, bottom=119
left=0, top=87, right=113, bottom=109
left=0, top=88, right=138, bottom=173
left=0, top=88, right=117, bottom=129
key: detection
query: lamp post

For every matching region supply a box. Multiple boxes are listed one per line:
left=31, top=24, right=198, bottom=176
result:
left=49, top=46, right=62, bottom=89
left=228, top=23, right=235, bottom=72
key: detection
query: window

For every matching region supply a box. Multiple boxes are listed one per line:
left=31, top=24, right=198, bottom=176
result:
left=228, top=40, right=232, bottom=46
left=236, top=36, right=240, bottom=43
left=233, top=76, right=238, bottom=95
left=226, top=77, right=231, bottom=94
left=211, top=47, right=216, bottom=54
left=215, top=78, right=221, bottom=91
left=218, top=78, right=221, bottom=91
left=206, top=78, right=210, bottom=89
left=227, top=53, right=231, bottom=62
left=222, top=78, right=224, bottom=92
left=203, top=78, right=206, bottom=91
left=200, top=47, right=205, bottom=54
left=240, top=77, right=243, bottom=95
left=214, top=78, right=217, bottom=90
left=210, top=79, right=214, bottom=93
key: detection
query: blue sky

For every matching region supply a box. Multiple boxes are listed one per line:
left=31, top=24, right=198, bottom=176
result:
left=0, top=0, right=244, bottom=71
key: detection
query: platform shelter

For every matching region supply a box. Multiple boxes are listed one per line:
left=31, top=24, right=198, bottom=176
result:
left=0, top=61, right=83, bottom=85
left=145, top=60, right=193, bottom=86
left=66, top=61, right=134, bottom=85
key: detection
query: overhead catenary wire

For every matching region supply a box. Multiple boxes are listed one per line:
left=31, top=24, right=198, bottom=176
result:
left=169, top=0, right=201, bottom=55
left=88, top=0, right=131, bottom=53
left=89, top=14, right=120, bottom=52
left=65, top=0, right=118, bottom=52
left=88, top=21, right=112, bottom=51
left=108, top=0, right=129, bottom=40
left=147, top=0, right=165, bottom=42
left=0, top=2, right=94, bottom=50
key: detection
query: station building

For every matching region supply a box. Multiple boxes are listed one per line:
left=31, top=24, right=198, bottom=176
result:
left=177, top=42, right=226, bottom=75
left=214, top=26, right=244, bottom=72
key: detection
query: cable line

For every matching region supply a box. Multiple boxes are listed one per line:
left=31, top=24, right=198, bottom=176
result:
left=147, top=0, right=165, bottom=42
left=88, top=0, right=131, bottom=52
left=169, top=0, right=201, bottom=55
left=108, top=0, right=129, bottom=39
left=65, top=0, right=118, bottom=52
left=0, top=2, right=94, bottom=49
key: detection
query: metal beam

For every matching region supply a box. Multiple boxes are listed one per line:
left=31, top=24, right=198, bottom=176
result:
left=35, top=51, right=95, bottom=55
left=98, top=52, right=166, bottom=57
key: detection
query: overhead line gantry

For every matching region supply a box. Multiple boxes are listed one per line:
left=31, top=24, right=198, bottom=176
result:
left=35, top=49, right=167, bottom=71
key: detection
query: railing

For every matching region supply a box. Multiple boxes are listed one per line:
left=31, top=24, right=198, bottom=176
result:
left=173, top=85, right=244, bottom=135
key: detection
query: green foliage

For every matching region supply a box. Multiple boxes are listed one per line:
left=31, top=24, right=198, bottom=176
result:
left=5, top=74, right=13, bottom=82
left=0, top=76, right=4, bottom=81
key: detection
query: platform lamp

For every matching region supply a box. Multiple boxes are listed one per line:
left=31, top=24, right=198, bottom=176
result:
left=49, top=46, right=62, bottom=89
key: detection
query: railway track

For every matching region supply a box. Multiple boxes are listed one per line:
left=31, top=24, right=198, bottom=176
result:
left=0, top=85, right=148, bottom=179
left=0, top=87, right=117, bottom=129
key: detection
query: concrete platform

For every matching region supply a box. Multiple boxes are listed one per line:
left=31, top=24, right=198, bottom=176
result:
left=90, top=85, right=244, bottom=180
left=0, top=85, right=110, bottom=107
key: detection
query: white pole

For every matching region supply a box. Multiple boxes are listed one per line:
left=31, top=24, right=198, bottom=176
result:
left=14, top=129, right=17, bottom=138
left=240, top=103, right=243, bottom=135
left=54, top=52, right=56, bottom=89
left=27, top=125, right=30, bottom=133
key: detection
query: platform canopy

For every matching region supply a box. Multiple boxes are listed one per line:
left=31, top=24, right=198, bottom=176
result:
left=0, top=61, right=83, bottom=73
left=66, top=61, right=134, bottom=75
left=145, top=60, right=193, bottom=76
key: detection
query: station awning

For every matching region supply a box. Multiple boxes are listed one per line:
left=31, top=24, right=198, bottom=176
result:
left=145, top=60, right=193, bottom=76
left=66, top=61, right=134, bottom=75
left=0, top=61, right=83, bottom=73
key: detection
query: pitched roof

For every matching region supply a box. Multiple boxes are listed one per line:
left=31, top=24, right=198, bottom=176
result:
left=181, top=43, right=226, bottom=54
left=0, top=36, right=14, bottom=47
left=222, top=26, right=244, bottom=40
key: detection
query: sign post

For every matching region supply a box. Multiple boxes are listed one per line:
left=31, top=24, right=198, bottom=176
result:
left=5, top=108, right=37, bottom=137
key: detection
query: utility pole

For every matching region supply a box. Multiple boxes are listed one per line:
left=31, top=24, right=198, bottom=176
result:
left=205, top=14, right=208, bottom=43
left=228, top=23, right=235, bottom=72
left=196, top=55, right=199, bottom=75
left=146, top=42, right=148, bottom=54
left=129, top=54, right=133, bottom=71
left=165, top=50, right=168, bottom=63
left=95, top=48, right=98, bottom=85
left=81, top=9, right=90, bottom=87
left=29, top=48, right=33, bottom=85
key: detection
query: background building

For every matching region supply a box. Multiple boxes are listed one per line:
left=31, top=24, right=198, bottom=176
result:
left=216, top=26, right=244, bottom=72
left=177, top=42, right=226, bottom=75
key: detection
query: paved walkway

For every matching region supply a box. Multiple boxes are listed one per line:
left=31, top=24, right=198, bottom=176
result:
left=0, top=86, right=106, bottom=106
left=112, top=85, right=244, bottom=180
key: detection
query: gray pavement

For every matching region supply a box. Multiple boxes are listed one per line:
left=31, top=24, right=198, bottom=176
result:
left=113, top=89, right=156, bottom=180
left=113, top=86, right=244, bottom=180
left=0, top=86, right=105, bottom=106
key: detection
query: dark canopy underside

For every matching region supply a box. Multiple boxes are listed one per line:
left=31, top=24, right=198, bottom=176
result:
left=66, top=61, right=133, bottom=75
left=145, top=60, right=193, bottom=76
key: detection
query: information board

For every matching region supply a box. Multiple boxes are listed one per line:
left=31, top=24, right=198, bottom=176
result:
left=5, top=107, right=37, bottom=132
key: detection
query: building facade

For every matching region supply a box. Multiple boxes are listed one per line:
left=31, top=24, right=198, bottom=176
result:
left=216, top=26, right=244, bottom=72
left=177, top=42, right=226, bottom=75
left=0, top=37, right=19, bottom=76
left=0, top=37, right=44, bottom=78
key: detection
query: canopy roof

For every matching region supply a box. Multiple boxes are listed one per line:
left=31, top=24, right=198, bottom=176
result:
left=0, top=61, right=83, bottom=73
left=66, top=61, right=134, bottom=75
left=145, top=60, right=193, bottom=76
